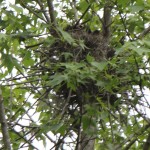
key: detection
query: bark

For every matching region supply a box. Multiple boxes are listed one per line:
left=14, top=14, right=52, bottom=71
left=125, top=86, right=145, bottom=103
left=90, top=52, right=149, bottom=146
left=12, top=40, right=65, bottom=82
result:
left=47, top=0, right=57, bottom=26
left=76, top=93, right=97, bottom=150
left=138, top=26, right=150, bottom=39
left=102, top=0, right=112, bottom=41
left=0, top=88, right=11, bottom=150
left=79, top=130, right=96, bottom=150
left=143, top=133, right=150, bottom=150
left=76, top=118, right=96, bottom=150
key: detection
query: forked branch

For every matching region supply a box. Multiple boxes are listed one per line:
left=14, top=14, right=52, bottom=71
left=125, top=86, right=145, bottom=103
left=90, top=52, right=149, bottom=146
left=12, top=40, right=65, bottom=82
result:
left=37, top=0, right=51, bottom=23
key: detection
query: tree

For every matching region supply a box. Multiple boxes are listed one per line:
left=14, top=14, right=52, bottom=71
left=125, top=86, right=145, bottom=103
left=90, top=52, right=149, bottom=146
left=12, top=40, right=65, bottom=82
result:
left=0, top=0, right=150, bottom=149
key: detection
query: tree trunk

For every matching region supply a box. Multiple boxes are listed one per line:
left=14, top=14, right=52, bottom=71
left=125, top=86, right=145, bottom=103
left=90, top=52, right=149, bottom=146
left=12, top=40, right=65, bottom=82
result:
left=0, top=88, right=11, bottom=150
left=80, top=132, right=95, bottom=150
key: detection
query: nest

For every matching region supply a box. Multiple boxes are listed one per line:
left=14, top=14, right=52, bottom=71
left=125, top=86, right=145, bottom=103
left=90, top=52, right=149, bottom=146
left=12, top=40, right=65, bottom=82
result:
left=37, top=27, right=116, bottom=117
left=42, top=28, right=114, bottom=64
left=70, top=29, right=108, bottom=61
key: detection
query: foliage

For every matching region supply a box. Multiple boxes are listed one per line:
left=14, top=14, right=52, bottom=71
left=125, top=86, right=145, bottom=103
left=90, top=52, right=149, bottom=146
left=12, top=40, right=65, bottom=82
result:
left=0, top=0, right=150, bottom=150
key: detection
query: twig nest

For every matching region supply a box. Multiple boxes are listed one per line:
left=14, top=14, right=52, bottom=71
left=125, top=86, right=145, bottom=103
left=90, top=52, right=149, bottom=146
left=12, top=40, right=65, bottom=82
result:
left=69, top=29, right=112, bottom=61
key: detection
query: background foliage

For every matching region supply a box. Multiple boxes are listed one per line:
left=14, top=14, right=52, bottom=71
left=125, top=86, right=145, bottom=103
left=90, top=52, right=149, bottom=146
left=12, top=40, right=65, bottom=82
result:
left=0, top=0, right=150, bottom=150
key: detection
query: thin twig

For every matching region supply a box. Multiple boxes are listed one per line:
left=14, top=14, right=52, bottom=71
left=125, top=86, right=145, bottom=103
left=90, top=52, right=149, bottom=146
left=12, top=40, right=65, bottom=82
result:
left=74, top=4, right=91, bottom=28
left=37, top=0, right=50, bottom=23
left=107, top=93, right=114, bottom=142
left=121, top=124, right=150, bottom=150
left=11, top=128, right=39, bottom=150
left=60, top=89, right=72, bottom=119
left=20, top=0, right=46, bottom=22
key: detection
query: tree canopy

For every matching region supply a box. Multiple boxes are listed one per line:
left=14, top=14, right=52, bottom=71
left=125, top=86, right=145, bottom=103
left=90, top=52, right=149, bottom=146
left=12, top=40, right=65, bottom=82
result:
left=0, top=0, right=150, bottom=150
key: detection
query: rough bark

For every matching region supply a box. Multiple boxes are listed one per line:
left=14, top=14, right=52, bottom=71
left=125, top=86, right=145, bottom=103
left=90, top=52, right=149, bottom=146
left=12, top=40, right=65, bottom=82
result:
left=0, top=88, right=11, bottom=150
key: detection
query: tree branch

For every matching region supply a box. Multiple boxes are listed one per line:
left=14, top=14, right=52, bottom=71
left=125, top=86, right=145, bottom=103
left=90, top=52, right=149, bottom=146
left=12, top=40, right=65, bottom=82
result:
left=123, top=138, right=137, bottom=150
left=0, top=88, right=11, bottom=150
left=37, top=0, right=51, bottom=23
left=102, top=0, right=112, bottom=39
left=60, top=89, right=72, bottom=119
left=138, top=26, right=150, bottom=39
left=70, top=0, right=78, bottom=23
left=74, top=4, right=91, bottom=28
left=10, top=128, right=39, bottom=150
left=20, top=0, right=47, bottom=22
left=119, top=124, right=150, bottom=150
left=46, top=0, right=57, bottom=26
left=143, top=133, right=150, bottom=150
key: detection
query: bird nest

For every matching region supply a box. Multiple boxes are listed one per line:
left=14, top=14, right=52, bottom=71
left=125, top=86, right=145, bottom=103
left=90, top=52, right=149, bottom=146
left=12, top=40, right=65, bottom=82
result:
left=36, top=27, right=116, bottom=117
left=40, top=28, right=114, bottom=64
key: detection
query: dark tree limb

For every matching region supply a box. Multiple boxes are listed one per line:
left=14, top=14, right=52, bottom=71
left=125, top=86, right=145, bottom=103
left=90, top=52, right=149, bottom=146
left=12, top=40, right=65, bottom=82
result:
left=25, top=42, right=44, bottom=49
left=46, top=0, right=57, bottom=26
left=123, top=138, right=137, bottom=150
left=0, top=88, right=11, bottom=150
left=10, top=128, right=39, bottom=150
left=60, top=89, right=72, bottom=119
left=74, top=4, right=91, bottom=28
left=20, top=0, right=47, bottom=23
left=117, top=124, right=150, bottom=150
left=75, top=98, right=83, bottom=150
left=138, top=26, right=150, bottom=39
left=102, top=0, right=112, bottom=39
left=143, top=133, right=150, bottom=150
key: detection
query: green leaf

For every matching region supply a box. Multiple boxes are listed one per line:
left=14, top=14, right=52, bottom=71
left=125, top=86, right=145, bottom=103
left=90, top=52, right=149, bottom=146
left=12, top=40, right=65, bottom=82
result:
left=86, top=54, right=95, bottom=62
left=60, top=62, right=85, bottom=70
left=1, top=54, right=22, bottom=72
left=49, top=74, right=68, bottom=87
left=9, top=4, right=23, bottom=14
left=130, top=5, right=144, bottom=13
left=78, top=1, right=89, bottom=12
left=117, top=0, right=130, bottom=7
left=143, top=39, right=150, bottom=47
left=91, top=61, right=108, bottom=71
left=50, top=123, right=64, bottom=133
left=56, top=124, right=66, bottom=135
left=57, top=27, right=75, bottom=44
left=96, top=80, right=107, bottom=87
left=132, top=47, right=150, bottom=55
left=78, top=39, right=87, bottom=49
left=0, top=33, right=7, bottom=40
left=22, top=51, right=34, bottom=67
left=82, top=115, right=91, bottom=130
left=60, top=52, right=73, bottom=60
left=115, top=42, right=132, bottom=55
